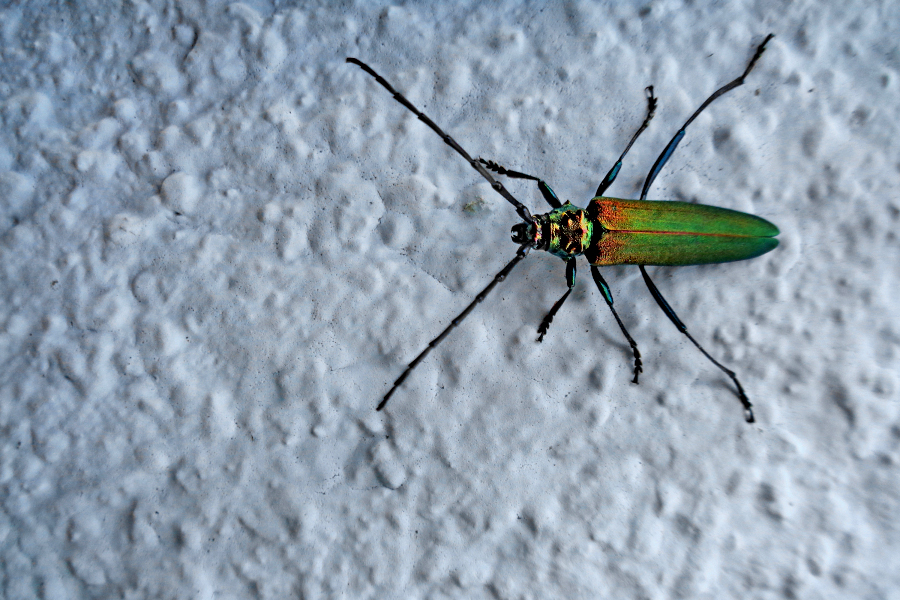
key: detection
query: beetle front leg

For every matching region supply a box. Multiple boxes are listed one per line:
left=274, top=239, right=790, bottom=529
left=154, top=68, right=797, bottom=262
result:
left=536, top=259, right=576, bottom=342
left=478, top=158, right=562, bottom=209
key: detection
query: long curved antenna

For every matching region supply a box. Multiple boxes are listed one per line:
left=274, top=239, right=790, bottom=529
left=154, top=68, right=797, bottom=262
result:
left=378, top=245, right=531, bottom=411
left=347, top=58, right=533, bottom=224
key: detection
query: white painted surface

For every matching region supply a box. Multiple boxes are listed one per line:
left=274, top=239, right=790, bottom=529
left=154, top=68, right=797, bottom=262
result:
left=1, top=2, right=898, bottom=598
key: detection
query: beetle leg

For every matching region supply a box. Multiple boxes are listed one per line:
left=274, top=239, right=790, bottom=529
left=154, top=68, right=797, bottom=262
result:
left=639, top=34, right=774, bottom=200
left=536, top=259, right=576, bottom=342
left=589, top=267, right=643, bottom=383
left=638, top=265, right=754, bottom=423
left=478, top=158, right=561, bottom=209
left=595, top=86, right=657, bottom=197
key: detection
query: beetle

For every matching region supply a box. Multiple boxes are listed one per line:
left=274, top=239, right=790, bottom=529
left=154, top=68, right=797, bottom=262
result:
left=348, top=33, right=777, bottom=423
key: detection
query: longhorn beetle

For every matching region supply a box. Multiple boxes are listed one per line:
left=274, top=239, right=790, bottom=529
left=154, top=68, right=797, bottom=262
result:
left=348, top=34, right=777, bottom=423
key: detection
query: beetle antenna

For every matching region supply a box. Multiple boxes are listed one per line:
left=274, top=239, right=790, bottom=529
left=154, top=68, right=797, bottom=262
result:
left=377, top=245, right=531, bottom=411
left=347, top=58, right=533, bottom=223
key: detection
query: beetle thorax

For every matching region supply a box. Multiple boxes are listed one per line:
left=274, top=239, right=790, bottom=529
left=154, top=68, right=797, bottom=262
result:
left=522, top=202, right=593, bottom=259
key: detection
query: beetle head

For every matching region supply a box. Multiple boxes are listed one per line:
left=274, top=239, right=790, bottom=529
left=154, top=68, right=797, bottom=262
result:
left=510, top=221, right=532, bottom=245
left=511, top=216, right=545, bottom=249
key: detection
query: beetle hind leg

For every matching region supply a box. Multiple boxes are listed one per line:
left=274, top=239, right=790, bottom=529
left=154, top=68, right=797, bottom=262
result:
left=639, top=34, right=774, bottom=201
left=639, top=266, right=754, bottom=423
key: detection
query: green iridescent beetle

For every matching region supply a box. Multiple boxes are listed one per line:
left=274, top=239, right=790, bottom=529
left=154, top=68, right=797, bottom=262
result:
left=348, top=34, right=777, bottom=423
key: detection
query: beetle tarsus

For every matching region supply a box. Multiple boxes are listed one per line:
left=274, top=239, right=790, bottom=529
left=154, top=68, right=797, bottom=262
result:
left=478, top=158, right=562, bottom=209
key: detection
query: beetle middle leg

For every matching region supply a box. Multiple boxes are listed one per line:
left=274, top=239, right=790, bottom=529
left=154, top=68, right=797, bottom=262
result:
left=594, top=85, right=658, bottom=197
left=536, top=259, right=576, bottom=342
left=590, top=267, right=643, bottom=383
left=481, top=83, right=657, bottom=203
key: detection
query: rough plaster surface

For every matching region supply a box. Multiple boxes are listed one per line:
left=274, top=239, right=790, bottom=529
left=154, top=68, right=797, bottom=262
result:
left=1, top=1, right=899, bottom=599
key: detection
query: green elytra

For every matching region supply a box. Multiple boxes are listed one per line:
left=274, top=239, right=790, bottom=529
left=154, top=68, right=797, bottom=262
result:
left=348, top=33, right=777, bottom=423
